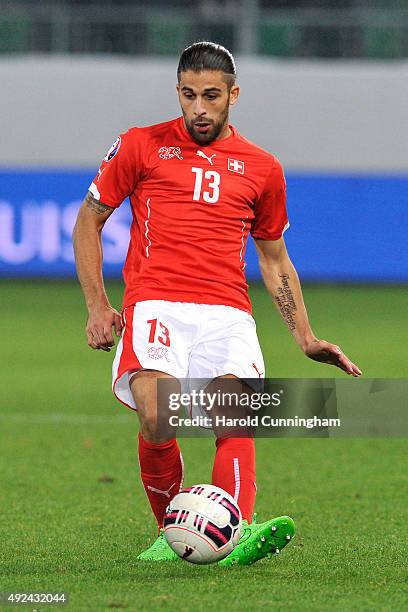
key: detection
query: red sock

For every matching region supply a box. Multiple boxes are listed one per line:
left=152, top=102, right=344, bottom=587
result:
left=211, top=437, right=256, bottom=522
left=138, top=433, right=184, bottom=531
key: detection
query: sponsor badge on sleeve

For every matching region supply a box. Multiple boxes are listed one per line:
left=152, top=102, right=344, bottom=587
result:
left=104, top=136, right=121, bottom=162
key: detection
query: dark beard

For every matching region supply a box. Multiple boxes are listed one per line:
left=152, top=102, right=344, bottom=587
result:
left=183, top=105, right=229, bottom=145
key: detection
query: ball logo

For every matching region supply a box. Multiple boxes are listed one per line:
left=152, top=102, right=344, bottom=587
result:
left=104, top=136, right=121, bottom=162
left=182, top=546, right=194, bottom=559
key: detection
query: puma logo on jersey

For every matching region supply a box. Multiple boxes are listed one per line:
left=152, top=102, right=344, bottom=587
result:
left=252, top=362, right=264, bottom=378
left=196, top=150, right=216, bottom=165
left=159, top=146, right=183, bottom=160
left=146, top=482, right=176, bottom=498
left=96, top=167, right=105, bottom=182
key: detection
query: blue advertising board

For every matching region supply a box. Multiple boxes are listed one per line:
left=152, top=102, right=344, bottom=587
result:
left=0, top=170, right=407, bottom=282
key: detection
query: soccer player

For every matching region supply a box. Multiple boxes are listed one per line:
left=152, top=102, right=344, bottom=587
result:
left=73, top=42, right=361, bottom=566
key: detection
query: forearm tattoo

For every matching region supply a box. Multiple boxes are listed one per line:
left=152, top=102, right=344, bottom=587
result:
left=275, top=273, right=297, bottom=331
left=85, top=191, right=112, bottom=215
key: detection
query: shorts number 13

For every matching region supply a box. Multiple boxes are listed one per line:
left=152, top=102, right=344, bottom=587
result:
left=147, top=318, right=171, bottom=347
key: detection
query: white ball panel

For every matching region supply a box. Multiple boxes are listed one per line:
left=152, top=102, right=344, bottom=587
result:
left=163, top=484, right=242, bottom=565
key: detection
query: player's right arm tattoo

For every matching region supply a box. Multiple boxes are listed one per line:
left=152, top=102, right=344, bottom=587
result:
left=274, top=273, right=297, bottom=331
left=85, top=191, right=113, bottom=215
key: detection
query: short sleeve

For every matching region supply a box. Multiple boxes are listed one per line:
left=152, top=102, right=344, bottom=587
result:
left=88, top=128, right=142, bottom=208
left=251, top=158, right=289, bottom=240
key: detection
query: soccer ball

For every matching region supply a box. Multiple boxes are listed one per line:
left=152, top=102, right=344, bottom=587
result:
left=163, top=484, right=242, bottom=564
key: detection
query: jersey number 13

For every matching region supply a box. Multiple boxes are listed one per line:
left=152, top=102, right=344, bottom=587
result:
left=192, top=167, right=220, bottom=203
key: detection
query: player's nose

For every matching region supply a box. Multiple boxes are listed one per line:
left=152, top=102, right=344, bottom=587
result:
left=193, top=97, right=206, bottom=116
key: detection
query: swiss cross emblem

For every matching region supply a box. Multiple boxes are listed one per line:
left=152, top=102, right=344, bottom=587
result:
left=228, top=158, right=245, bottom=174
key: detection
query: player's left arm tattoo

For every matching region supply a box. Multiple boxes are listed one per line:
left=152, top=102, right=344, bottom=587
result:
left=273, top=273, right=297, bottom=331
left=254, top=237, right=315, bottom=346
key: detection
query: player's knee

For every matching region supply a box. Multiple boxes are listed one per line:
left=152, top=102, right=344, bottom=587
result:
left=130, top=371, right=178, bottom=442
left=136, top=400, right=173, bottom=443
left=140, top=416, right=172, bottom=444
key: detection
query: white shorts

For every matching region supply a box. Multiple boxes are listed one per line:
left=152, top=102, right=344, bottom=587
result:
left=112, top=300, right=265, bottom=413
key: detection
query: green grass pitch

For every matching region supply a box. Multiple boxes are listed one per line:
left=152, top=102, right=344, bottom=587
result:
left=1, top=281, right=407, bottom=611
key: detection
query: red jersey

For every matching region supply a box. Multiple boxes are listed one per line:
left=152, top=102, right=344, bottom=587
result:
left=89, top=116, right=289, bottom=314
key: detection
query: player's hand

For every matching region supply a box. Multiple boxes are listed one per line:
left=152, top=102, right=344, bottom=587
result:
left=303, top=339, right=362, bottom=377
left=86, top=304, right=123, bottom=352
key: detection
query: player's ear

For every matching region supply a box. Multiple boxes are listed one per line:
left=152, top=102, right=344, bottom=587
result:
left=229, top=84, right=240, bottom=107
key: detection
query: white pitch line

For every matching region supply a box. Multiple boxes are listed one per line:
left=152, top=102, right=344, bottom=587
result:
left=0, top=412, right=136, bottom=425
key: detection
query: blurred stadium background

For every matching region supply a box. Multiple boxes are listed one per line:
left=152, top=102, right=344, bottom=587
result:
left=1, top=0, right=407, bottom=284
left=1, top=2, right=407, bottom=609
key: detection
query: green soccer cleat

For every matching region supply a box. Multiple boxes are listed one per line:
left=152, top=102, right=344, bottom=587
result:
left=218, top=515, right=295, bottom=567
left=137, top=529, right=180, bottom=561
